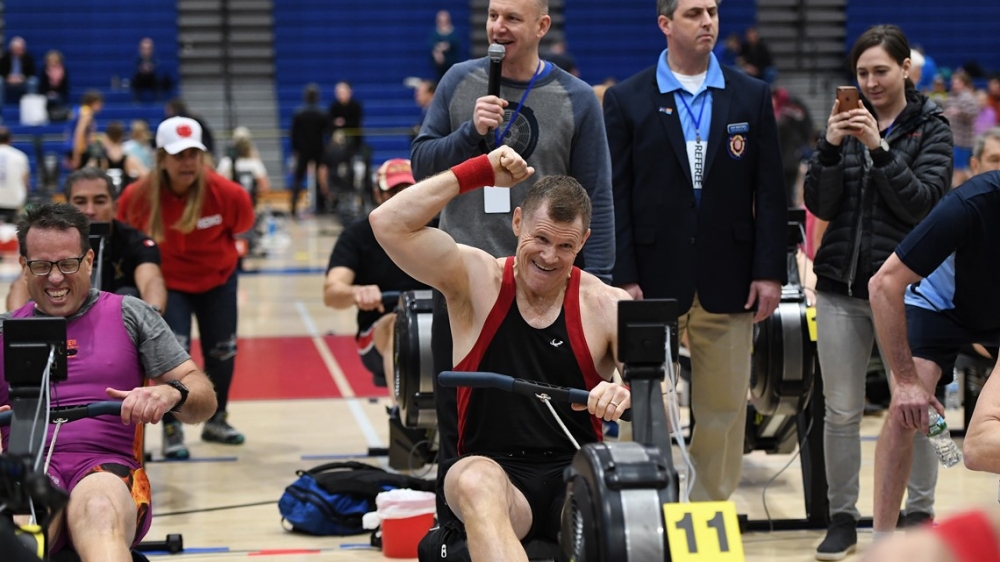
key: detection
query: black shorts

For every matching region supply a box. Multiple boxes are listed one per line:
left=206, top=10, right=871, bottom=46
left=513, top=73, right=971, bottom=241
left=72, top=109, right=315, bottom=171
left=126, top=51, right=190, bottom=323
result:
left=906, top=305, right=1000, bottom=384
left=446, top=453, right=572, bottom=543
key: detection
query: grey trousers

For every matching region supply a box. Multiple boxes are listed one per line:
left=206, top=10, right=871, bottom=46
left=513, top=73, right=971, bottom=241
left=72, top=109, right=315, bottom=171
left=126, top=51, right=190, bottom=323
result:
left=816, top=291, right=938, bottom=520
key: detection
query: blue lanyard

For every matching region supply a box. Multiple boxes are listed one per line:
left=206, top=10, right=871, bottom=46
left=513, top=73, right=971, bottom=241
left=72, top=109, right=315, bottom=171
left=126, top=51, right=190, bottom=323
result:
left=678, top=91, right=707, bottom=143
left=495, top=61, right=544, bottom=147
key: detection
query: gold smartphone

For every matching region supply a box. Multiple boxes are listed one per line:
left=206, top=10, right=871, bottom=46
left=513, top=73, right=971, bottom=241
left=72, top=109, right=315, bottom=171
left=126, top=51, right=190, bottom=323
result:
left=836, top=86, right=859, bottom=111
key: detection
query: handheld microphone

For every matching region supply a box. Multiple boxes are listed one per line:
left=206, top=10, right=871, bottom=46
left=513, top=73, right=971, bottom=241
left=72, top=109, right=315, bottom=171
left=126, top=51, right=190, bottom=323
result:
left=487, top=43, right=505, bottom=98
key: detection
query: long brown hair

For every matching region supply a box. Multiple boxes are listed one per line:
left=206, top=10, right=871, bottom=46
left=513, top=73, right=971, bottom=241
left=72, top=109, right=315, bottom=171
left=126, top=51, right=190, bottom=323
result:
left=129, top=148, right=208, bottom=243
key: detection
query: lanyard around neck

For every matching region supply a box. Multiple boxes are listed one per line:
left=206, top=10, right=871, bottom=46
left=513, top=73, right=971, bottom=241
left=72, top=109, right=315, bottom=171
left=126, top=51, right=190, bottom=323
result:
left=678, top=91, right=708, bottom=143
left=495, top=61, right=544, bottom=147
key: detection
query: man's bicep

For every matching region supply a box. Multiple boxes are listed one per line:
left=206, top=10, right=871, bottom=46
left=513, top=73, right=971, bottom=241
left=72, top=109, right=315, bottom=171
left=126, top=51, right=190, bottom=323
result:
left=878, top=253, right=924, bottom=289
left=380, top=227, right=470, bottom=296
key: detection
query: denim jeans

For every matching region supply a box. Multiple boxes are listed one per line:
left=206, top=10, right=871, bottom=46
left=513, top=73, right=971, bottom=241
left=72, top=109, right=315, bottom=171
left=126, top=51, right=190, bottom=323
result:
left=816, top=291, right=937, bottom=520
left=161, top=272, right=238, bottom=422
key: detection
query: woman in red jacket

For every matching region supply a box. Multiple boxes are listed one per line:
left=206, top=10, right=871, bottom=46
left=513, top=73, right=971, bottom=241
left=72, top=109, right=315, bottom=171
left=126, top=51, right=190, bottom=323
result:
left=118, top=116, right=255, bottom=459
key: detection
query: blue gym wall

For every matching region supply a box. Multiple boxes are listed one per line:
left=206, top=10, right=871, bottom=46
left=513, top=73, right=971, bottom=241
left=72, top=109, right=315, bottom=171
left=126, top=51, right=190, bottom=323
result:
left=847, top=1, right=1000, bottom=77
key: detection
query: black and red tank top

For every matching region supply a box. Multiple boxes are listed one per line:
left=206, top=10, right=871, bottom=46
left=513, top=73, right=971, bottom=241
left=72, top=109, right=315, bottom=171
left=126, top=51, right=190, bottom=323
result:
left=455, top=257, right=604, bottom=456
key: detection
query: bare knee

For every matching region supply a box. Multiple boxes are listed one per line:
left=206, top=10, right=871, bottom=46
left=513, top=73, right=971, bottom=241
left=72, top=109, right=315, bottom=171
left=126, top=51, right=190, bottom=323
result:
left=445, top=457, right=510, bottom=517
left=66, top=474, right=136, bottom=542
left=373, top=312, right=396, bottom=355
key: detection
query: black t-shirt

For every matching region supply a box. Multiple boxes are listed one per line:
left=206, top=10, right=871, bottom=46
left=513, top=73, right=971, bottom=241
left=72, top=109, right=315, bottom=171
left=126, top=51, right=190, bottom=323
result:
left=326, top=217, right=428, bottom=335
left=896, top=171, right=1000, bottom=331
left=94, top=219, right=161, bottom=293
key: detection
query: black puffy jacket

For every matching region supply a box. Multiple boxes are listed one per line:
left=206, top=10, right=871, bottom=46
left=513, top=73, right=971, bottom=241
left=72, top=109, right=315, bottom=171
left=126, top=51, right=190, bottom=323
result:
left=804, top=89, right=953, bottom=295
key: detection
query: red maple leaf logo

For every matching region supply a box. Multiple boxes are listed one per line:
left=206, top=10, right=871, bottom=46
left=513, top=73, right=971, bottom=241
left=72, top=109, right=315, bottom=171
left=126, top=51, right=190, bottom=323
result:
left=176, top=124, right=193, bottom=138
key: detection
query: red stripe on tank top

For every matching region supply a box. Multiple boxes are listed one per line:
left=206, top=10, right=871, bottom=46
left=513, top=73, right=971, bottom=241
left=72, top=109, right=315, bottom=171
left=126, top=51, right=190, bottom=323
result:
left=455, top=257, right=517, bottom=453
left=563, top=265, right=605, bottom=441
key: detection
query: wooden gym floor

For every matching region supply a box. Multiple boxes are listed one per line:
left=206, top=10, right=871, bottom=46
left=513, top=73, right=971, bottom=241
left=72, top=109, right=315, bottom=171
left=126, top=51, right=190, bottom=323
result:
left=1, top=212, right=995, bottom=562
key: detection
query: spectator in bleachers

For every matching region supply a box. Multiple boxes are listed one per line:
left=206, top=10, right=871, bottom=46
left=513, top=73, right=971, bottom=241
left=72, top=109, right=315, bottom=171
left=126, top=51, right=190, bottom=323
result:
left=772, top=86, right=814, bottom=207
left=927, top=74, right=949, bottom=107
left=328, top=81, right=363, bottom=155
left=123, top=119, right=155, bottom=171
left=230, top=126, right=260, bottom=158
left=715, top=32, right=742, bottom=69
left=218, top=135, right=270, bottom=208
left=290, top=83, right=327, bottom=218
left=70, top=90, right=103, bottom=170
left=0, top=126, right=29, bottom=222
left=945, top=70, right=979, bottom=184
left=410, top=79, right=436, bottom=141
left=591, top=77, right=616, bottom=106
left=0, top=36, right=38, bottom=110
left=542, top=35, right=579, bottom=77
left=316, top=129, right=351, bottom=218
left=39, top=49, right=70, bottom=122
left=84, top=121, right=148, bottom=196
left=132, top=37, right=172, bottom=102
left=165, top=98, right=215, bottom=160
left=975, top=89, right=997, bottom=139
left=988, top=75, right=1000, bottom=126
left=429, top=10, right=460, bottom=81
left=913, top=45, right=938, bottom=93
left=739, top=27, right=775, bottom=83
left=908, top=49, right=925, bottom=93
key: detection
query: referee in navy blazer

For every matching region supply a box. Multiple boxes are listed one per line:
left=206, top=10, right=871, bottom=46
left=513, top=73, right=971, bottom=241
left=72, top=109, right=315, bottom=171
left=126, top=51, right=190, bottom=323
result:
left=603, top=0, right=787, bottom=502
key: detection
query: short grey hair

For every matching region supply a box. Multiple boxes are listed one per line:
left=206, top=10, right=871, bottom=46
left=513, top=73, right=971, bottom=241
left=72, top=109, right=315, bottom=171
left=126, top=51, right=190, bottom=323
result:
left=973, top=127, right=1000, bottom=160
left=657, top=0, right=721, bottom=18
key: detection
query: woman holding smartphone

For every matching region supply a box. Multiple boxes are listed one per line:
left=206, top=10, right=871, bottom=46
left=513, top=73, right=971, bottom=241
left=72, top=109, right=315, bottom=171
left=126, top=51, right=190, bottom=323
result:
left=804, top=24, right=953, bottom=561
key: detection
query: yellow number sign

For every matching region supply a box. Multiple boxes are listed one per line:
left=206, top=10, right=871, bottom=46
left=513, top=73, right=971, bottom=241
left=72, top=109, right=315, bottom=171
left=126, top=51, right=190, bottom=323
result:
left=662, top=501, right=745, bottom=562
left=806, top=305, right=817, bottom=342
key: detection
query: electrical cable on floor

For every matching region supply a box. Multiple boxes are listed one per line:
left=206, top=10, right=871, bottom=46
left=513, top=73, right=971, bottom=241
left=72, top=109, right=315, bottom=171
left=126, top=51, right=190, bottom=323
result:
left=155, top=500, right=277, bottom=517
left=760, top=417, right=815, bottom=532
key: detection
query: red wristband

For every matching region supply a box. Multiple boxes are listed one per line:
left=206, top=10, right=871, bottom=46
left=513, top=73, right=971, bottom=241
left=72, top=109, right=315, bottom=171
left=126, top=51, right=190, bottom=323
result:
left=451, top=154, right=495, bottom=194
left=933, top=510, right=1000, bottom=562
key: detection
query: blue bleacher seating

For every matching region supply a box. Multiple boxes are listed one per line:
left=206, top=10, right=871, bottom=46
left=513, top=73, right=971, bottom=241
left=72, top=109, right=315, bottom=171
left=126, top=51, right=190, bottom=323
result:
left=846, top=3, right=1000, bottom=76
left=3, top=0, right=177, bottom=192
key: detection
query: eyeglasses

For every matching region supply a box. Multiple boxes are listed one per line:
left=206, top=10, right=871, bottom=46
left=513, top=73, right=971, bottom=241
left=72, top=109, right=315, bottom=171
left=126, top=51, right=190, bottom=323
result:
left=25, top=255, right=87, bottom=276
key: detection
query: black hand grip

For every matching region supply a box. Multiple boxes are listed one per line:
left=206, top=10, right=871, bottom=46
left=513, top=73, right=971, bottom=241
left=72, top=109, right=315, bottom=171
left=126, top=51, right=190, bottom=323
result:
left=438, top=371, right=631, bottom=421
left=0, top=401, right=123, bottom=427
left=438, top=371, right=515, bottom=393
left=381, top=290, right=401, bottom=305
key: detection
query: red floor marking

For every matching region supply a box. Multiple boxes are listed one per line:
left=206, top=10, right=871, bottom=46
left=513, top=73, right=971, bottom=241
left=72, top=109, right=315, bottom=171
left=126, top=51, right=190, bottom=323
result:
left=324, top=335, right=391, bottom=398
left=188, top=336, right=389, bottom=401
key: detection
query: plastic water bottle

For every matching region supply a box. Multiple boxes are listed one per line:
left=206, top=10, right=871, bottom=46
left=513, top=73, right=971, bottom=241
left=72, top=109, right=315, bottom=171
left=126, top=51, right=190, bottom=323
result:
left=928, top=407, right=962, bottom=467
left=945, top=380, right=960, bottom=411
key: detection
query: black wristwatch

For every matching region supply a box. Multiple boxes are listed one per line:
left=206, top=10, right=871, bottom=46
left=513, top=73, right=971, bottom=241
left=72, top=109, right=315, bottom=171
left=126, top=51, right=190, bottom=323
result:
left=166, top=380, right=189, bottom=413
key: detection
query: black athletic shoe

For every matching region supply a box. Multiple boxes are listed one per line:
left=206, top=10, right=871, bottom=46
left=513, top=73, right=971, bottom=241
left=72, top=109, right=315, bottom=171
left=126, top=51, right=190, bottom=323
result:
left=898, top=510, right=934, bottom=529
left=816, top=513, right=858, bottom=561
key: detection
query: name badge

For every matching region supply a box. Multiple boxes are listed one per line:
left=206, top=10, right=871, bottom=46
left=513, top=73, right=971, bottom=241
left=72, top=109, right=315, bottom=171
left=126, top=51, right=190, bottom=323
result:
left=483, top=187, right=511, bottom=214
left=727, top=122, right=750, bottom=134
left=687, top=140, right=707, bottom=190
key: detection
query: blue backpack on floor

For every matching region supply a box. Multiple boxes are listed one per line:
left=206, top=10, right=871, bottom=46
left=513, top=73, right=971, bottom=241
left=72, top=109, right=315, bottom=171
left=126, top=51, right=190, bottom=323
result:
left=278, top=460, right=434, bottom=536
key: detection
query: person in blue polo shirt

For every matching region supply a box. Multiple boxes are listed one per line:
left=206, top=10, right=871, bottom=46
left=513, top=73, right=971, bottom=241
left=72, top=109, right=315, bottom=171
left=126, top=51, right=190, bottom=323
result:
left=869, top=127, right=1000, bottom=538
